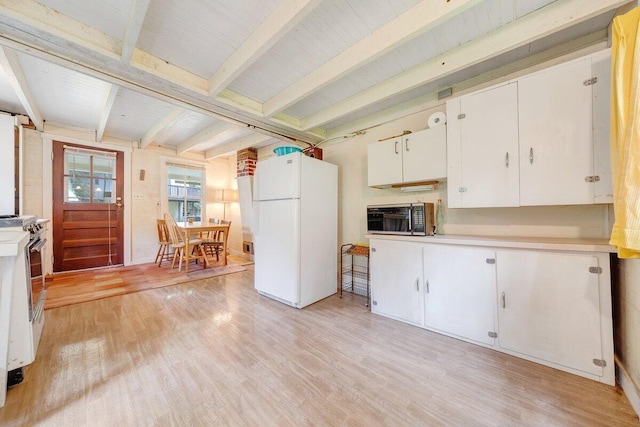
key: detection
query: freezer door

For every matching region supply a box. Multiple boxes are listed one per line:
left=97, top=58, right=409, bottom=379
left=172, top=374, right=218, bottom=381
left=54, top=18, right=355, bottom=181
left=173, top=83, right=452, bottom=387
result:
left=254, top=199, right=300, bottom=305
left=254, top=153, right=301, bottom=201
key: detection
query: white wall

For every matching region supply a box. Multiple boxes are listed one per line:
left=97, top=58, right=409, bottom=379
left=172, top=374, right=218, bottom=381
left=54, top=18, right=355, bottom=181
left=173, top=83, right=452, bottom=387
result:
left=317, top=106, right=611, bottom=246
left=616, top=258, right=640, bottom=412
left=22, top=127, right=246, bottom=269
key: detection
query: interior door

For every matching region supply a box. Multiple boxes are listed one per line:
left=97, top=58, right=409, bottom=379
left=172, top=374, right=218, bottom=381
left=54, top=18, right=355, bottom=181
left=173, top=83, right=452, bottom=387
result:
left=52, top=142, right=124, bottom=272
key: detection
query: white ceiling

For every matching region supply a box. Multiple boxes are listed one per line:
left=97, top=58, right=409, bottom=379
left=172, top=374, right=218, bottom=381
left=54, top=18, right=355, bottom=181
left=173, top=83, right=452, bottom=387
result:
left=0, top=0, right=630, bottom=159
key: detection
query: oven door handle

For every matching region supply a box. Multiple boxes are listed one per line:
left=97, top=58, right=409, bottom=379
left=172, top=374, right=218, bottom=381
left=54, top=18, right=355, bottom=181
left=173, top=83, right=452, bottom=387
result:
left=31, top=237, right=47, bottom=252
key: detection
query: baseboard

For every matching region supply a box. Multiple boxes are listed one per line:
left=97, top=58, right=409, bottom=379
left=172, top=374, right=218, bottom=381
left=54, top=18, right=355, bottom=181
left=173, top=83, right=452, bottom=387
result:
left=616, top=357, right=640, bottom=418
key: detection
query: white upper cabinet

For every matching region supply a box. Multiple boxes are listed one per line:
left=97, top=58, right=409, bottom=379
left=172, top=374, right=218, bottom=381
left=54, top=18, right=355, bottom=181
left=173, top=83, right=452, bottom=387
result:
left=368, top=126, right=447, bottom=188
left=447, top=83, right=520, bottom=208
left=518, top=57, right=593, bottom=206
left=368, top=135, right=404, bottom=187
left=445, top=50, right=612, bottom=208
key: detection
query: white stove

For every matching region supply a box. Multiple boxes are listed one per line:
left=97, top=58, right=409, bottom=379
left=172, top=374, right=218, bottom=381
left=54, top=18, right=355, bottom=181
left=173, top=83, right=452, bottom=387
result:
left=0, top=214, right=47, bottom=407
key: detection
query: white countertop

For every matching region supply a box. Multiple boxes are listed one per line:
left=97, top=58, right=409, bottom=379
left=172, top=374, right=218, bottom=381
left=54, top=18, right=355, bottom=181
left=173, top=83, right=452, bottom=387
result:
left=365, top=234, right=616, bottom=253
left=0, top=230, right=29, bottom=257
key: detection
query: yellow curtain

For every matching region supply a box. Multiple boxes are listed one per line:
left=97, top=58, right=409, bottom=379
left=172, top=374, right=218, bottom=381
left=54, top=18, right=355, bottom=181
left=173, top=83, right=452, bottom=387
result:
left=610, top=6, right=640, bottom=259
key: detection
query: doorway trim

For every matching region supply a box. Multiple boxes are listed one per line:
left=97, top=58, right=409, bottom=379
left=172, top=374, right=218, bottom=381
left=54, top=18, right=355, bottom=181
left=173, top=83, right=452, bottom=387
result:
left=41, top=133, right=132, bottom=276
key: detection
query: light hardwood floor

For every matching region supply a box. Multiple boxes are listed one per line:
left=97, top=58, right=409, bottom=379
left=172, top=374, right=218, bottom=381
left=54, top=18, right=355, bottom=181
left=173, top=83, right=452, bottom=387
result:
left=0, top=265, right=637, bottom=426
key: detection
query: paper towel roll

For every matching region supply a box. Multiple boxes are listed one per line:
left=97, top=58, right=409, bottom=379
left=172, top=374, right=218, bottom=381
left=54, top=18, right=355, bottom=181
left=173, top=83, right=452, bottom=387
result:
left=428, top=112, right=446, bottom=128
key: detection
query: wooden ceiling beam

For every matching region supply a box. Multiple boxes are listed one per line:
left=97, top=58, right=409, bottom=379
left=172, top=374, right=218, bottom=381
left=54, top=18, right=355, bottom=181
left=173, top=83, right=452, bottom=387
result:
left=0, top=47, right=44, bottom=131
left=205, top=133, right=273, bottom=160
left=0, top=0, right=323, bottom=145
left=176, top=121, right=237, bottom=154
left=96, top=84, right=119, bottom=142
left=121, top=0, right=152, bottom=62
left=300, top=0, right=628, bottom=130
left=140, top=107, right=189, bottom=149
left=207, top=0, right=323, bottom=96
left=262, top=0, right=481, bottom=117
left=325, top=30, right=609, bottom=139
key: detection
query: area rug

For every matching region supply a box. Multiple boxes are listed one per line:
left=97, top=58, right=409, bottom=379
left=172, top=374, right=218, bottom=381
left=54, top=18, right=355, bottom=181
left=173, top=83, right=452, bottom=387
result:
left=44, top=262, right=247, bottom=309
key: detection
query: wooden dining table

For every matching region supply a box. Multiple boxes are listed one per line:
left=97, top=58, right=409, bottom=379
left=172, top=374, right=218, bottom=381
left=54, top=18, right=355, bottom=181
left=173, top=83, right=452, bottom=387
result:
left=176, top=221, right=230, bottom=272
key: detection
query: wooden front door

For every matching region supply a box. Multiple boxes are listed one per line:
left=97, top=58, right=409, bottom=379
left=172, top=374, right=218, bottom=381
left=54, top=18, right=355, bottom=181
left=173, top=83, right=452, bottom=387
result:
left=52, top=142, right=124, bottom=272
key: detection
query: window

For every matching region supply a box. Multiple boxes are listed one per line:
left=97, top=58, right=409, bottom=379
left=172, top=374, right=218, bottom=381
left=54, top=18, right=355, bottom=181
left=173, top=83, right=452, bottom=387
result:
left=167, top=164, right=204, bottom=222
left=64, top=147, right=116, bottom=203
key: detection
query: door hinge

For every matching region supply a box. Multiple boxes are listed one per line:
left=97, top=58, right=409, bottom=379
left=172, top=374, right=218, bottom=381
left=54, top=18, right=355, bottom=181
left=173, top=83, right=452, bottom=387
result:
left=592, top=358, right=606, bottom=367
left=458, top=187, right=467, bottom=193
left=583, top=77, right=598, bottom=86
left=486, top=258, right=495, bottom=265
left=488, top=331, right=498, bottom=338
left=584, top=176, right=600, bottom=183
left=589, top=266, right=602, bottom=274
left=457, top=113, right=466, bottom=120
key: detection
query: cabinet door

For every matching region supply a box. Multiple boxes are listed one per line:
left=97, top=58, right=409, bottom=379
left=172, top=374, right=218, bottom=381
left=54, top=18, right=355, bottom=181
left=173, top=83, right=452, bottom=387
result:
left=367, top=137, right=403, bottom=187
left=370, top=240, right=423, bottom=326
left=518, top=58, right=594, bottom=205
left=458, top=83, right=520, bottom=207
left=424, top=244, right=496, bottom=346
left=591, top=51, right=613, bottom=203
left=402, top=126, right=447, bottom=183
left=497, top=250, right=603, bottom=377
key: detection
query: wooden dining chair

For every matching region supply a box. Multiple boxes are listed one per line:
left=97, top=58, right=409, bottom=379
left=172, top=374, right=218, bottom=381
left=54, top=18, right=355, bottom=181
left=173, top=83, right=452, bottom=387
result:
left=202, top=218, right=231, bottom=261
left=163, top=213, right=208, bottom=272
left=155, top=219, right=173, bottom=267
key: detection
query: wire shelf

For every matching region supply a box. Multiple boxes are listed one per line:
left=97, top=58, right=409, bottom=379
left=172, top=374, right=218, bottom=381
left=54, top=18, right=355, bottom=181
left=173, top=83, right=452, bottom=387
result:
left=340, top=244, right=370, bottom=306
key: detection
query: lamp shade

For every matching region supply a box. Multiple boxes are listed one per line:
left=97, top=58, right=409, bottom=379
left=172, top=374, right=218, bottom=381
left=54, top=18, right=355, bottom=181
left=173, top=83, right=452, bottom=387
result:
left=222, top=189, right=238, bottom=203
left=212, top=188, right=238, bottom=203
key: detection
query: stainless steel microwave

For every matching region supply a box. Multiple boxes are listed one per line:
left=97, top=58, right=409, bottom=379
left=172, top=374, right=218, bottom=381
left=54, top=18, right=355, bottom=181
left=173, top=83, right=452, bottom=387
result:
left=367, top=203, right=434, bottom=236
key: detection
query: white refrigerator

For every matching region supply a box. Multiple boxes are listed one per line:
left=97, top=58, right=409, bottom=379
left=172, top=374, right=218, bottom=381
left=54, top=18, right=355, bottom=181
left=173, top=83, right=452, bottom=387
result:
left=253, top=152, right=338, bottom=308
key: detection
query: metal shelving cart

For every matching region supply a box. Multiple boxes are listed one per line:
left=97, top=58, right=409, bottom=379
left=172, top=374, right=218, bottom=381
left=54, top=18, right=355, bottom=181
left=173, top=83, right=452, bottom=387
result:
left=339, top=243, right=370, bottom=307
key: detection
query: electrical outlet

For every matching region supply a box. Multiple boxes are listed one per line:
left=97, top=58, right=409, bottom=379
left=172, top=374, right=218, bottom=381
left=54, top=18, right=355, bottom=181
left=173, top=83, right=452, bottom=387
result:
left=133, top=193, right=144, bottom=200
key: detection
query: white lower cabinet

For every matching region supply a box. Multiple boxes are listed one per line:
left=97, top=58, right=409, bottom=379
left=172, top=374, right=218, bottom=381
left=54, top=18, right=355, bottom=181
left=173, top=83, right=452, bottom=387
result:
left=423, top=244, right=496, bottom=346
left=370, top=240, right=423, bottom=326
left=369, top=237, right=614, bottom=385
left=496, top=249, right=607, bottom=378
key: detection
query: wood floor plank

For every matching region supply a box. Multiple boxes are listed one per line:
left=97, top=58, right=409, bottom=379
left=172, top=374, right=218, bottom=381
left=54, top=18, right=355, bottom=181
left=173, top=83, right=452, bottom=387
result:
left=0, top=265, right=637, bottom=426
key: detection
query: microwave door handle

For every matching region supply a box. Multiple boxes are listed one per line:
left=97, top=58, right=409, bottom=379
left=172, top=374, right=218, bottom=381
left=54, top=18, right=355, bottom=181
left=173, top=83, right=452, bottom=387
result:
left=408, top=208, right=412, bottom=233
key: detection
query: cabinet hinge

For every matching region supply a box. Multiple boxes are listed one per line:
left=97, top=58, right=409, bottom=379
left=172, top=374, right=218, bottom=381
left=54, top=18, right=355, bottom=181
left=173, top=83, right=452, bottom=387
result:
left=592, top=358, right=606, bottom=367
left=488, top=332, right=498, bottom=338
left=372, top=300, right=378, bottom=306
left=583, top=77, right=598, bottom=86
left=458, top=187, right=467, bottom=193
left=589, top=266, right=602, bottom=274
left=485, top=258, right=495, bottom=265
left=584, top=176, right=600, bottom=183
left=457, top=113, right=466, bottom=120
